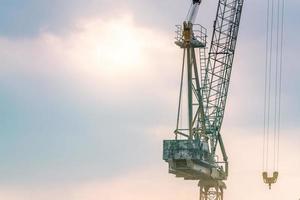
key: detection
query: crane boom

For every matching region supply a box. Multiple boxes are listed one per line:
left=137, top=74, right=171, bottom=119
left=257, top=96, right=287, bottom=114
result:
left=186, top=0, right=202, bottom=23
left=203, top=0, right=244, bottom=134
left=203, top=0, right=244, bottom=165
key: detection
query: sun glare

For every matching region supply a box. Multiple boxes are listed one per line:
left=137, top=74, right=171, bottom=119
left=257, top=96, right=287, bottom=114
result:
left=62, top=15, right=168, bottom=81
left=95, top=18, right=143, bottom=70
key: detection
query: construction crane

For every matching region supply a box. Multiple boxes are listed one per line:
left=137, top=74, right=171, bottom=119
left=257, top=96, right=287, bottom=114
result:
left=163, top=0, right=244, bottom=199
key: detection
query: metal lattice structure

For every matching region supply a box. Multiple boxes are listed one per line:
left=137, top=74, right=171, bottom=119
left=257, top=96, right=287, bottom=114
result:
left=203, top=0, right=244, bottom=147
left=163, top=0, right=244, bottom=199
left=199, top=185, right=224, bottom=200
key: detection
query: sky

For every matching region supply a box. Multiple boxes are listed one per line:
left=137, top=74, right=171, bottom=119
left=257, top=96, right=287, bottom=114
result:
left=0, top=0, right=299, bottom=199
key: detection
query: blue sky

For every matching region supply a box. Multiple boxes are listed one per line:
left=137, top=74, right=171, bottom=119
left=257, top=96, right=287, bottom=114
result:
left=0, top=0, right=299, bottom=199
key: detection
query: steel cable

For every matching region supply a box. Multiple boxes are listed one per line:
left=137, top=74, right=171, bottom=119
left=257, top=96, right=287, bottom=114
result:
left=263, top=0, right=271, bottom=171
left=263, top=0, right=284, bottom=173
left=276, top=0, right=285, bottom=171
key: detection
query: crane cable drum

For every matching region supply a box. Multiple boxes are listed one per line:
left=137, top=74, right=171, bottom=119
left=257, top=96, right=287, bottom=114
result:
left=262, top=0, right=285, bottom=190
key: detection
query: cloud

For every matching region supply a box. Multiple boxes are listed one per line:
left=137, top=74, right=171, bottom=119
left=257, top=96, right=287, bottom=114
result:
left=0, top=0, right=299, bottom=199
left=0, top=15, right=180, bottom=183
left=0, top=0, right=186, bottom=38
left=0, top=0, right=107, bottom=37
left=0, top=128, right=299, bottom=200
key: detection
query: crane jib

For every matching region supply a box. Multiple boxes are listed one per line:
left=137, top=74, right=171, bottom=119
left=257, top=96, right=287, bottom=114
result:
left=203, top=0, right=244, bottom=133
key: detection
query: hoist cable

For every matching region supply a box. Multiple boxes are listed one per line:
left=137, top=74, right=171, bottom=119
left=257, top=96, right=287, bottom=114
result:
left=263, top=0, right=284, bottom=173
left=266, top=0, right=275, bottom=171
left=277, top=0, right=285, bottom=170
left=273, top=0, right=281, bottom=171
left=263, top=0, right=271, bottom=171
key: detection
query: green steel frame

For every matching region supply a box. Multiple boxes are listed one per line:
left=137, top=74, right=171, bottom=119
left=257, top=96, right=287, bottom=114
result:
left=164, top=0, right=244, bottom=199
left=203, top=0, right=244, bottom=159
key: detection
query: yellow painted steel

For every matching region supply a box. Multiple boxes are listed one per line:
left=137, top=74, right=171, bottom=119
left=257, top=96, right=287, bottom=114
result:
left=262, top=171, right=279, bottom=189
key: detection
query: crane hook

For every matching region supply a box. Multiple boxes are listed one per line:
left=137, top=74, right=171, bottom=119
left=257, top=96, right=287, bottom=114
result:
left=262, top=171, right=279, bottom=189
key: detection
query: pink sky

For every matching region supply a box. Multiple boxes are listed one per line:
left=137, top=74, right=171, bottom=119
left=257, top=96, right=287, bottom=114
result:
left=0, top=1, right=299, bottom=199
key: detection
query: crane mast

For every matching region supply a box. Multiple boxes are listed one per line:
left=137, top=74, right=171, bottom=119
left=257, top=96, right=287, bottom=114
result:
left=163, top=0, right=244, bottom=199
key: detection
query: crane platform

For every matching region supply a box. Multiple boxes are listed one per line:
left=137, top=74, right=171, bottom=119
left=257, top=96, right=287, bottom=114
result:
left=174, top=24, right=207, bottom=48
left=163, top=140, right=227, bottom=181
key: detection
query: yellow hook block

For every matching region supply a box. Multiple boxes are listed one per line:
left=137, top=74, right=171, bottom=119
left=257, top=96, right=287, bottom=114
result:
left=262, top=171, right=279, bottom=189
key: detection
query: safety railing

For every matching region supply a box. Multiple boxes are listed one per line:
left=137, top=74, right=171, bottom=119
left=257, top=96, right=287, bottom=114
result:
left=175, top=24, right=207, bottom=47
